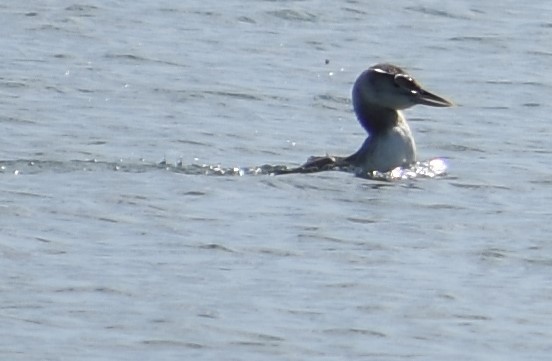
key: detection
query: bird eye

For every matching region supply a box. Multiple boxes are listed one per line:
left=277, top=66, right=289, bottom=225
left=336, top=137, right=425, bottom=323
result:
left=394, top=74, right=419, bottom=93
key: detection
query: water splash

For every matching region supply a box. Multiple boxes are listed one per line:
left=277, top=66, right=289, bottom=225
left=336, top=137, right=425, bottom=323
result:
left=157, top=156, right=449, bottom=180
left=0, top=158, right=447, bottom=180
left=269, top=156, right=448, bottom=180
left=357, top=158, right=449, bottom=181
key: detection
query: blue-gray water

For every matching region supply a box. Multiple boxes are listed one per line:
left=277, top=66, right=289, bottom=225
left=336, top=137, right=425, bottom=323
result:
left=1, top=1, right=551, bottom=360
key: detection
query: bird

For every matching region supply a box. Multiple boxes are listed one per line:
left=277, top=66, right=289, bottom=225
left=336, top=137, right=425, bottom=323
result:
left=277, top=63, right=453, bottom=175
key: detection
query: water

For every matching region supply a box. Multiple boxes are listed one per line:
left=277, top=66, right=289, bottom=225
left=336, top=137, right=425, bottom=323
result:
left=1, top=1, right=551, bottom=360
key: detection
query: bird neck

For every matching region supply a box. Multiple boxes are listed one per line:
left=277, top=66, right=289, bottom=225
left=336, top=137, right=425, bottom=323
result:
left=353, top=100, right=401, bottom=135
left=351, top=80, right=403, bottom=134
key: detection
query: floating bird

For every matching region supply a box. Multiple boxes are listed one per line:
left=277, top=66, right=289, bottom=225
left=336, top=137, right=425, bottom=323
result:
left=278, top=63, right=453, bottom=175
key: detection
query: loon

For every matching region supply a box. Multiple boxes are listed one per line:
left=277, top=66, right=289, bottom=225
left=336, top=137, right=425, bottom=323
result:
left=279, top=63, right=453, bottom=175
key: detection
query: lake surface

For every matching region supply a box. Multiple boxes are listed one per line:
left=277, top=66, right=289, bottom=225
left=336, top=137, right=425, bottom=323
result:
left=1, top=1, right=551, bottom=360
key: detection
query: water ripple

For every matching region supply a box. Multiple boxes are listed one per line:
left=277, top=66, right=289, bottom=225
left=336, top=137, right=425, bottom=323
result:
left=405, top=5, right=468, bottom=19
left=267, top=9, right=318, bottom=22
